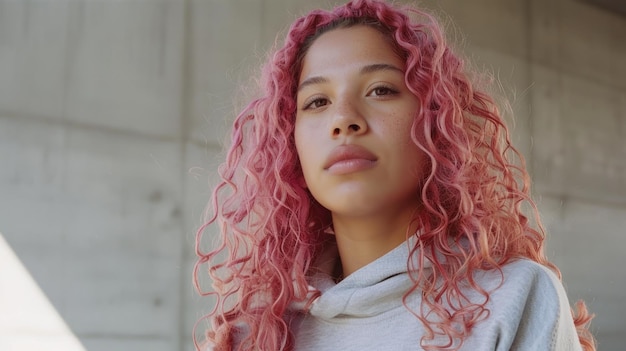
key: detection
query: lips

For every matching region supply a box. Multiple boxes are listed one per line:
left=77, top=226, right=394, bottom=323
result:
left=323, top=144, right=378, bottom=175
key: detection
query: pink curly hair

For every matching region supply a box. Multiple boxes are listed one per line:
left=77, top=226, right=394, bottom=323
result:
left=194, top=1, right=595, bottom=350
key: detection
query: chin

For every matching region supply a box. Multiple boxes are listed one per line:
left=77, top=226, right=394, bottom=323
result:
left=325, top=201, right=382, bottom=218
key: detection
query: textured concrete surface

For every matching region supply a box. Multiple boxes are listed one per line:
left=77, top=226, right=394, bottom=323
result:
left=0, top=0, right=624, bottom=350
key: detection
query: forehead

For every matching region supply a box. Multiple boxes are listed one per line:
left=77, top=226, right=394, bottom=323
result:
left=299, top=25, right=404, bottom=81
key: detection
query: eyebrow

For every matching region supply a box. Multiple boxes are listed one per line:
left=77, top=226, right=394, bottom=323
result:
left=360, top=63, right=403, bottom=75
left=297, top=63, right=404, bottom=92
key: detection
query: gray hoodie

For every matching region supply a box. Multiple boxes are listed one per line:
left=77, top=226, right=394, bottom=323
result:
left=288, top=240, right=582, bottom=351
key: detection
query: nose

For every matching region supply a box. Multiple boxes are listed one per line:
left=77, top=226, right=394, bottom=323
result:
left=330, top=97, right=368, bottom=137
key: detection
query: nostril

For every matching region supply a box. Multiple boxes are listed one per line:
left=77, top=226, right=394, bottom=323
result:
left=332, top=124, right=361, bottom=136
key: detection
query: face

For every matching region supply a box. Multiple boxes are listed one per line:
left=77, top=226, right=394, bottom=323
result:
left=294, top=25, right=427, bottom=219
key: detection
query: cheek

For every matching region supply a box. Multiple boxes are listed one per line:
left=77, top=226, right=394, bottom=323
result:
left=382, top=112, right=416, bottom=145
left=383, top=110, right=426, bottom=172
left=294, top=118, right=325, bottom=159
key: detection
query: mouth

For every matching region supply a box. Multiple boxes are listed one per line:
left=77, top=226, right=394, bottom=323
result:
left=323, top=144, right=378, bottom=175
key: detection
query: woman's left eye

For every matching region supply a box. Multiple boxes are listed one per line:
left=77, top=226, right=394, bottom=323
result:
left=368, top=86, right=398, bottom=97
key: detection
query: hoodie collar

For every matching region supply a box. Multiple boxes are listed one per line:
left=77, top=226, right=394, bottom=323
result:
left=303, top=237, right=430, bottom=319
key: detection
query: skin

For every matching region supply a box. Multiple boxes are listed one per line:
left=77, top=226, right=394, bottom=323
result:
left=294, top=26, right=427, bottom=277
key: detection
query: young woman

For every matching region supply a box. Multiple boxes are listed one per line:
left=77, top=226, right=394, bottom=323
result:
left=194, top=1, right=595, bottom=350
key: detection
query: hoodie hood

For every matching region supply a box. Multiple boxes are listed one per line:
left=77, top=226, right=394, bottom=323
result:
left=301, top=237, right=429, bottom=320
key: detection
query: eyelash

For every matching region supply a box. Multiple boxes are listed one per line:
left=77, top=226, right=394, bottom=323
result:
left=301, top=85, right=399, bottom=111
left=303, top=96, right=329, bottom=110
left=368, top=85, right=398, bottom=97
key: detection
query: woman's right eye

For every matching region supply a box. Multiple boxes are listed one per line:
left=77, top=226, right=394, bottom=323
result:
left=303, top=97, right=329, bottom=110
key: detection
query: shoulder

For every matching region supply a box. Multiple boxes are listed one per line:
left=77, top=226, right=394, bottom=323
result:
left=500, top=259, right=563, bottom=297
left=490, top=260, right=567, bottom=323
left=469, top=259, right=568, bottom=322
left=472, top=259, right=582, bottom=351
left=469, top=259, right=565, bottom=308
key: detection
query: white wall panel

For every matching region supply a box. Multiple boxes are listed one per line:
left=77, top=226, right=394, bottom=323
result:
left=531, top=65, right=626, bottom=204
left=423, top=0, right=527, bottom=57
left=540, top=195, right=626, bottom=350
left=531, top=0, right=624, bottom=89
left=188, top=0, right=263, bottom=145
left=0, top=117, right=185, bottom=341
left=0, top=1, right=69, bottom=118
left=64, top=1, right=184, bottom=138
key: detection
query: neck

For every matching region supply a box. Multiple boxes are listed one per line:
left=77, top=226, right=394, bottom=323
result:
left=332, top=208, right=419, bottom=278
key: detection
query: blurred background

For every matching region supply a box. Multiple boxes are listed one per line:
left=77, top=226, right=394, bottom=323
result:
left=0, top=0, right=624, bottom=350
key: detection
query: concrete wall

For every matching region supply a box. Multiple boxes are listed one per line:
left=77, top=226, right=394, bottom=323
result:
left=0, top=0, right=623, bottom=350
